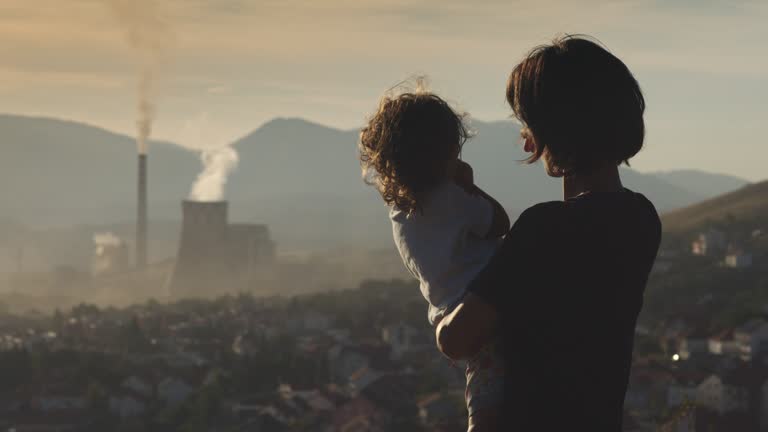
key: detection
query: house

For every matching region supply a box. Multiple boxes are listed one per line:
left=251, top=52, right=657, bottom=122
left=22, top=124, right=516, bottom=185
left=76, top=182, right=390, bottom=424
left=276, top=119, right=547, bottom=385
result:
left=625, top=374, right=654, bottom=411
left=278, top=384, right=335, bottom=413
left=121, top=375, right=153, bottom=398
left=660, top=319, right=691, bottom=353
left=109, top=393, right=148, bottom=418
left=417, top=392, right=459, bottom=427
left=31, top=396, right=88, bottom=412
left=159, top=350, right=208, bottom=368
left=232, top=331, right=263, bottom=357
left=658, top=248, right=682, bottom=259
left=734, top=319, right=768, bottom=361
left=658, top=403, right=696, bottom=432
left=668, top=384, right=698, bottom=409
left=691, top=229, right=727, bottom=256
left=325, top=328, right=352, bottom=344
left=708, top=329, right=740, bottom=356
left=157, top=377, right=194, bottom=407
left=0, top=334, right=23, bottom=350
left=295, top=335, right=332, bottom=356
left=651, top=257, right=674, bottom=275
left=760, top=379, right=768, bottom=431
left=622, top=411, right=652, bottom=432
left=2, top=410, right=86, bottom=432
left=332, top=396, right=386, bottom=432
left=381, top=322, right=432, bottom=361
left=725, top=250, right=753, bottom=269
left=696, top=373, right=750, bottom=415
left=303, top=312, right=332, bottom=331
left=328, top=345, right=370, bottom=385
left=328, top=342, right=391, bottom=388
left=361, top=373, right=420, bottom=423
left=678, top=328, right=710, bottom=360
left=348, top=367, right=385, bottom=396
left=626, top=365, right=677, bottom=412
left=230, top=403, right=293, bottom=431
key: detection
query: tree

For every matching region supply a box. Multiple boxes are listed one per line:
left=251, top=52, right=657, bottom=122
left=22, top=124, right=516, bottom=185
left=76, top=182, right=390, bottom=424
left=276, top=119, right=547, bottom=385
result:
left=122, top=315, right=150, bottom=353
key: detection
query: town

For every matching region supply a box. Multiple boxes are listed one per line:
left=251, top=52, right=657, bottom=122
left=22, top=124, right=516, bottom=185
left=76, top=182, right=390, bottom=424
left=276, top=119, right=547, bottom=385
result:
left=0, top=279, right=466, bottom=431
left=625, top=223, right=768, bottom=431
left=1, top=225, right=767, bottom=432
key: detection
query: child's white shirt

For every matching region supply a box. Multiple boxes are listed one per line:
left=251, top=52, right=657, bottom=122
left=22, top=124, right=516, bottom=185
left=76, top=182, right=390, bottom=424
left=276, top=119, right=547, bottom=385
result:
left=389, top=181, right=501, bottom=324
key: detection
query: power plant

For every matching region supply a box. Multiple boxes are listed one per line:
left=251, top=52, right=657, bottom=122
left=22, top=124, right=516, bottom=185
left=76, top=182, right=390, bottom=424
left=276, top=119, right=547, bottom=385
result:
left=92, top=233, right=130, bottom=276
left=165, top=200, right=275, bottom=297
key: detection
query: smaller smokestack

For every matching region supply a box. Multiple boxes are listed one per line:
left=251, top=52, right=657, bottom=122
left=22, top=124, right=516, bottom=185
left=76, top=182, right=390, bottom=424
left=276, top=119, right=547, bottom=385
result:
left=136, top=154, right=148, bottom=268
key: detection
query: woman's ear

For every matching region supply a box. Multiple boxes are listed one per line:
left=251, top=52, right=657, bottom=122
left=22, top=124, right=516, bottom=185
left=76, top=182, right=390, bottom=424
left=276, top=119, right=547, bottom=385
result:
left=523, top=137, right=535, bottom=153
left=521, top=127, right=536, bottom=154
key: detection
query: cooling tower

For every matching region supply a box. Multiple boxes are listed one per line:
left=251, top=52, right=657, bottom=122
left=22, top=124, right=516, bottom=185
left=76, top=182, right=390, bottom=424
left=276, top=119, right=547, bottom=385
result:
left=136, top=154, right=148, bottom=268
left=166, top=200, right=229, bottom=296
left=166, top=200, right=276, bottom=297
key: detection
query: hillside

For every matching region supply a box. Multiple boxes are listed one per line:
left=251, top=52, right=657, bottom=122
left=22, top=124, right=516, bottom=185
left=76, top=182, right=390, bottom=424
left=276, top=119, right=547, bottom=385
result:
left=662, top=180, right=768, bottom=234
left=651, top=169, right=748, bottom=198
left=0, top=113, right=751, bottom=263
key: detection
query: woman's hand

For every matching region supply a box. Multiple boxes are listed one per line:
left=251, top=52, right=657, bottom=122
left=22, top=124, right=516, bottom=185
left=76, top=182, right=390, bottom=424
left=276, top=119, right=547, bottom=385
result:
left=436, top=293, right=498, bottom=360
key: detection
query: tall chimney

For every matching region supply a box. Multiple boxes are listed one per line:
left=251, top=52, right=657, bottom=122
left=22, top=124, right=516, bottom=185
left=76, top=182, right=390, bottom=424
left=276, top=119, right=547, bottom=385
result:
left=136, top=154, right=148, bottom=268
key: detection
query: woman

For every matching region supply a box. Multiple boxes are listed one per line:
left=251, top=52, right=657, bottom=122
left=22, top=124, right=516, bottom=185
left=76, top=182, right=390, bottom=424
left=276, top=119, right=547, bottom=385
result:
left=436, top=35, right=662, bottom=431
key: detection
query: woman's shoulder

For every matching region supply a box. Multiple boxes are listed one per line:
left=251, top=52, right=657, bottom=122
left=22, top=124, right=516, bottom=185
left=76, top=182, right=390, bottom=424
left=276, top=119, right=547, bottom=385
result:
left=503, top=201, right=565, bottom=242
left=518, top=201, right=567, bottom=225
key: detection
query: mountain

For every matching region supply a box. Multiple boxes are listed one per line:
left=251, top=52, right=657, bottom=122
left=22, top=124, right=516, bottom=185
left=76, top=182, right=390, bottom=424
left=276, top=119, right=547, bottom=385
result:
left=662, top=180, right=768, bottom=234
left=0, top=114, right=199, bottom=225
left=227, top=117, right=711, bottom=214
left=650, top=170, right=749, bottom=199
left=0, top=114, right=749, bottom=260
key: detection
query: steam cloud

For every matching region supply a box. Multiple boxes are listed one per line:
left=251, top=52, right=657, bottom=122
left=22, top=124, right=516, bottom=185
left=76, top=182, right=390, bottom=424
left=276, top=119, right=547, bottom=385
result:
left=93, top=232, right=124, bottom=256
left=189, top=147, right=240, bottom=202
left=109, top=0, right=170, bottom=155
left=93, top=232, right=123, bottom=247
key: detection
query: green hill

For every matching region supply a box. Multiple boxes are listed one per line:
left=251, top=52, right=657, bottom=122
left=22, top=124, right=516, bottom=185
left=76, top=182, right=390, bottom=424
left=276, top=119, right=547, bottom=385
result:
left=662, top=180, right=768, bottom=234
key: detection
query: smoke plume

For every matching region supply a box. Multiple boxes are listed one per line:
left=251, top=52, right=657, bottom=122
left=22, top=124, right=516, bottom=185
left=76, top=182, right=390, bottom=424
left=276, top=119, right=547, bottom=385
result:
left=189, top=147, right=239, bottom=202
left=109, top=0, right=170, bottom=154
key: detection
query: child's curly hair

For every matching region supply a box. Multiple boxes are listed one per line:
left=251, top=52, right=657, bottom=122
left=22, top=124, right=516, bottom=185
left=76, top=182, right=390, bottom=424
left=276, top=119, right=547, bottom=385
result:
left=359, top=91, right=470, bottom=214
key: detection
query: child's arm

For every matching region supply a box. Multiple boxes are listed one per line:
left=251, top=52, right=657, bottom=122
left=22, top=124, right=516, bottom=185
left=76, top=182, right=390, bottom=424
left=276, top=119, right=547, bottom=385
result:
left=455, top=161, right=511, bottom=239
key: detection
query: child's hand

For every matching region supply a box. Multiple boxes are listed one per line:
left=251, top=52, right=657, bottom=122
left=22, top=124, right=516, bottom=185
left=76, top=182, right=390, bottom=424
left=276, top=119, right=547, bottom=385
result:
left=455, top=160, right=475, bottom=193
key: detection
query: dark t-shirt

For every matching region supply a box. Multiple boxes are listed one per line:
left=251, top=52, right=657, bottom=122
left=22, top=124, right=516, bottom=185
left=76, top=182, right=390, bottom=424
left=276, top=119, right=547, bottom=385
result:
left=469, top=188, right=661, bottom=431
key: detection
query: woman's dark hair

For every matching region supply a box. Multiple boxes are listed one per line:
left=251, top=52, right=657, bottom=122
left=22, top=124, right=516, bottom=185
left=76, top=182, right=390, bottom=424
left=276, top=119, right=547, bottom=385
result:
left=359, top=91, right=470, bottom=213
left=507, top=34, right=645, bottom=177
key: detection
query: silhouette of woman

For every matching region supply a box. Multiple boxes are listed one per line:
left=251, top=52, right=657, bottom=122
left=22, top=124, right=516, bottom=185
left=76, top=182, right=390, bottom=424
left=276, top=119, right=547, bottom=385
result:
left=436, top=35, right=662, bottom=432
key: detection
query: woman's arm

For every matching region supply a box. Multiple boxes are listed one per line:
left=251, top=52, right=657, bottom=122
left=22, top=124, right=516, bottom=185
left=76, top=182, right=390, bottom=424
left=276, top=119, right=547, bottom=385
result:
left=435, top=293, right=498, bottom=360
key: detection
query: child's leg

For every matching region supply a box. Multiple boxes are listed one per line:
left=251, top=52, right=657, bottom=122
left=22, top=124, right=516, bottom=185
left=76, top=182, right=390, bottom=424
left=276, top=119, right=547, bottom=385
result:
left=465, top=342, right=504, bottom=432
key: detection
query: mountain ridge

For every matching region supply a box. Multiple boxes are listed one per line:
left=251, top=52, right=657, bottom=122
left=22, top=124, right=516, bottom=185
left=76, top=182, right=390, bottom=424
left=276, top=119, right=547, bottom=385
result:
left=0, top=113, right=752, bottom=255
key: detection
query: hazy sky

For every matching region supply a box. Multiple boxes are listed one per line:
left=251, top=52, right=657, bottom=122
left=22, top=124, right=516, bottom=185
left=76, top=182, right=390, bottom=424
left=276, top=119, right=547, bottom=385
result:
left=1, top=0, right=766, bottom=180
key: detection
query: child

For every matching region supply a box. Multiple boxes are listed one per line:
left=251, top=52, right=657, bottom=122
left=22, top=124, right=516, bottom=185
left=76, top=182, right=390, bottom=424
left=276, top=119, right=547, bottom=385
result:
left=359, top=90, right=510, bottom=431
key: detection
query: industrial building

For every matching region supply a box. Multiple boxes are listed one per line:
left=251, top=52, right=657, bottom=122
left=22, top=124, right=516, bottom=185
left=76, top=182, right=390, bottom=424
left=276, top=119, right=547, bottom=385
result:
left=165, top=200, right=275, bottom=297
